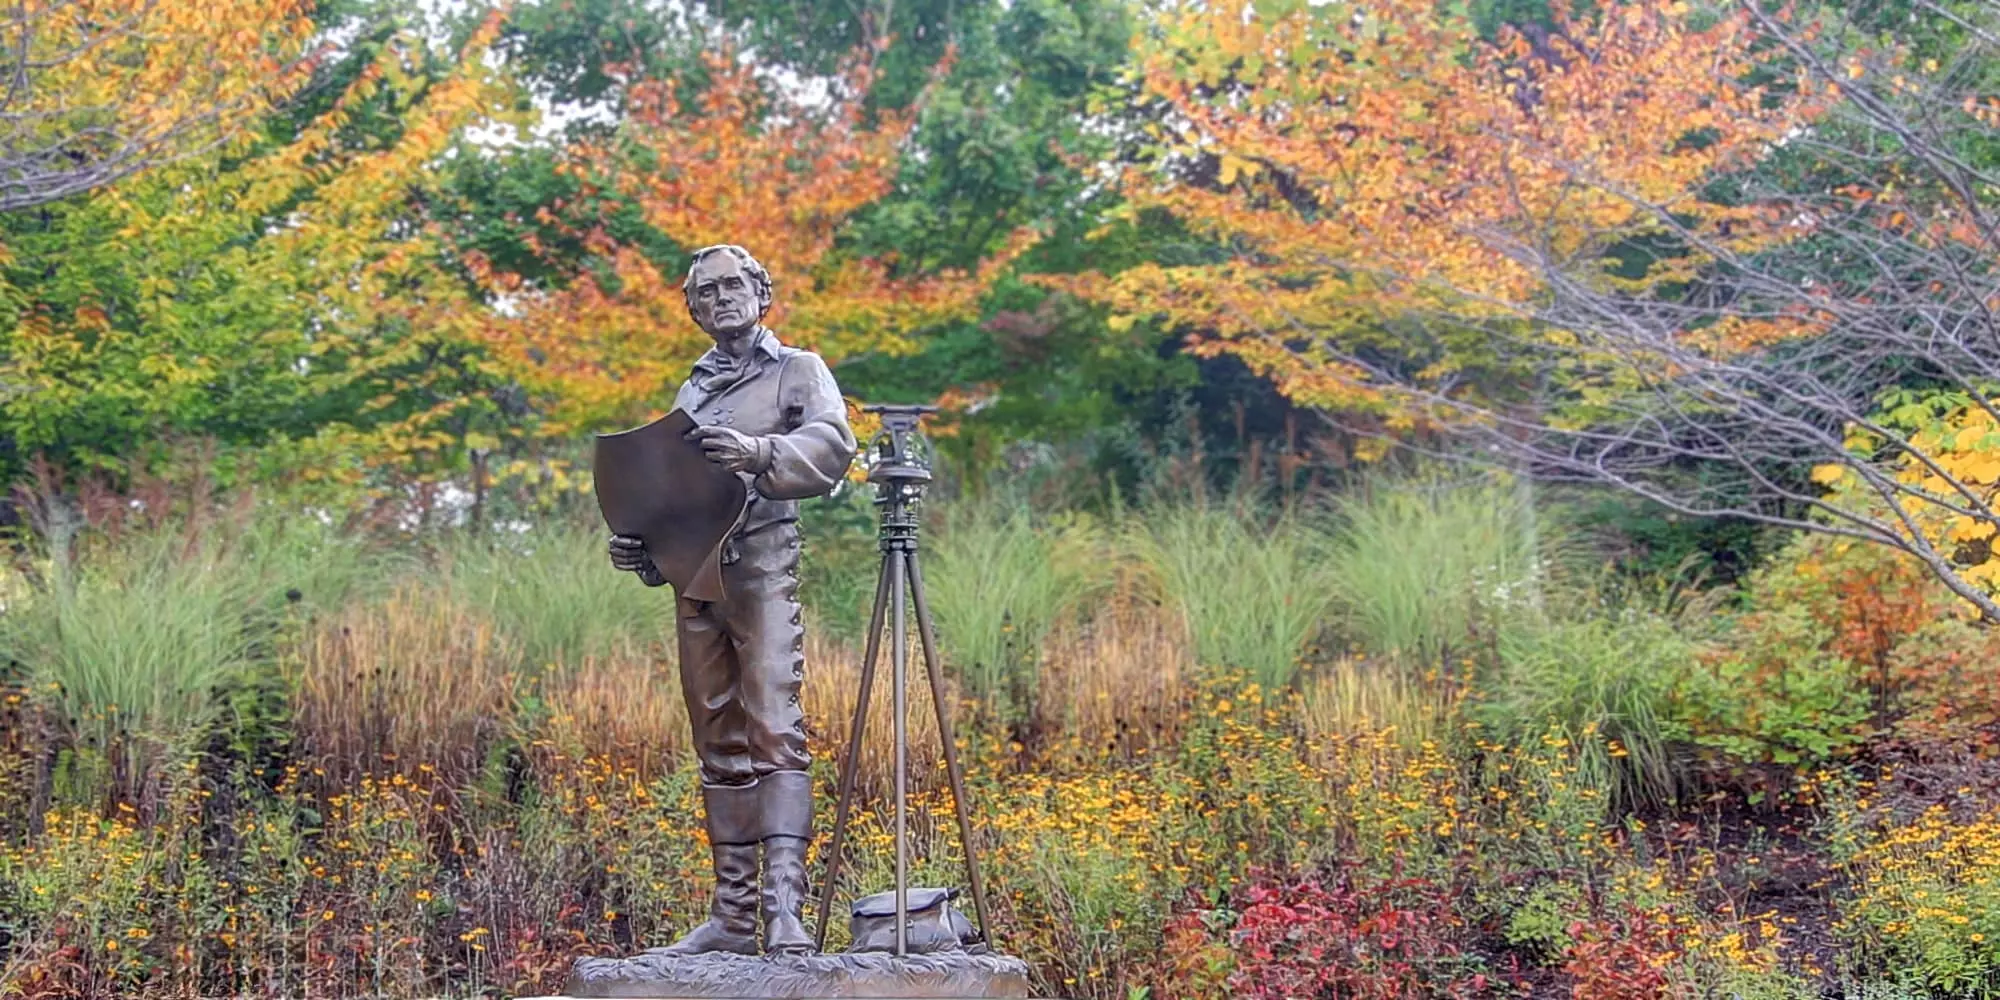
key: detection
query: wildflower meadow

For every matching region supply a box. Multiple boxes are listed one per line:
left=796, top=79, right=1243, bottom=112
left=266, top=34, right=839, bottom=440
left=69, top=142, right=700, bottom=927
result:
left=5, top=467, right=2000, bottom=999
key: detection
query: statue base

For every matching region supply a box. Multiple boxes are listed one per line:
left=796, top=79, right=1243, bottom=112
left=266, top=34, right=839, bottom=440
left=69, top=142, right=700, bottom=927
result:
left=555, top=948, right=1035, bottom=998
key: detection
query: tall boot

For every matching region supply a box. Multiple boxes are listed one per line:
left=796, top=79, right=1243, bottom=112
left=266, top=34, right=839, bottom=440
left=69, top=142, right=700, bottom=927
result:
left=655, top=782, right=761, bottom=955
left=759, top=770, right=814, bottom=954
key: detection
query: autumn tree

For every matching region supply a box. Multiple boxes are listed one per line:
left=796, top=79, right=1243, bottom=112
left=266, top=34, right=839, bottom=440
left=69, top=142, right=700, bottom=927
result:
left=0, top=8, right=520, bottom=495
left=1057, top=0, right=2000, bottom=616
left=468, top=46, right=1033, bottom=435
left=1057, top=0, right=1814, bottom=409
left=0, top=0, right=323, bottom=212
left=445, top=0, right=1174, bottom=482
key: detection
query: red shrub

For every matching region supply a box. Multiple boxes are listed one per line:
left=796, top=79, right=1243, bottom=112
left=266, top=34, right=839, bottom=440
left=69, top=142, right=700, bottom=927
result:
left=1223, top=865, right=1492, bottom=1000
left=1561, top=905, right=1684, bottom=1000
left=1153, top=905, right=1236, bottom=1000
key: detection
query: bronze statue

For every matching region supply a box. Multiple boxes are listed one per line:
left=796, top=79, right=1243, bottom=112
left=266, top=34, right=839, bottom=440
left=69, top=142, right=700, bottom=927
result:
left=605, top=243, right=857, bottom=956
left=573, top=245, right=1029, bottom=998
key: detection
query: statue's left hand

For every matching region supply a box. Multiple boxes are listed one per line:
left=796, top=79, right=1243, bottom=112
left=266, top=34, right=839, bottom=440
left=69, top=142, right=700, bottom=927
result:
left=687, top=425, right=765, bottom=474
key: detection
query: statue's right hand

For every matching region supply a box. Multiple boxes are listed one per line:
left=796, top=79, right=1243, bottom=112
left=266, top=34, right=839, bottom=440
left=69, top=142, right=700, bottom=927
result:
left=608, top=533, right=651, bottom=573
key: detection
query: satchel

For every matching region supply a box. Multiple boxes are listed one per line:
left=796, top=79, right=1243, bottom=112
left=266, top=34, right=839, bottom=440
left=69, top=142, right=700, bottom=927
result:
left=846, top=886, right=984, bottom=954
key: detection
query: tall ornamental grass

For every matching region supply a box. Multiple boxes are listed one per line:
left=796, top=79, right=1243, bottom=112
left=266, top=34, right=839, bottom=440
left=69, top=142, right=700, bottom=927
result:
left=1301, top=655, right=1458, bottom=749
left=0, top=506, right=382, bottom=777
left=1127, top=502, right=1336, bottom=690
left=924, top=503, right=1110, bottom=716
left=1325, top=471, right=1541, bottom=671
left=440, top=519, right=673, bottom=674
left=5, top=535, right=256, bottom=761
left=796, top=483, right=884, bottom=643
left=293, top=585, right=521, bottom=790
left=1470, top=612, right=1691, bottom=812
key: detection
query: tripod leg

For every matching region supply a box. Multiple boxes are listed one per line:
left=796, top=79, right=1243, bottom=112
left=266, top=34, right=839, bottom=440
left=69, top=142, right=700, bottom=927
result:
left=905, top=549, right=996, bottom=951
left=890, top=547, right=910, bottom=957
left=812, top=552, right=894, bottom=952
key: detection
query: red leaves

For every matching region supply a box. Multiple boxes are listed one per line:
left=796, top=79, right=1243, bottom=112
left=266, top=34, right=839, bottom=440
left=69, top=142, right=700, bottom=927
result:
left=1191, top=864, right=1493, bottom=1000
left=1560, top=905, right=1685, bottom=1000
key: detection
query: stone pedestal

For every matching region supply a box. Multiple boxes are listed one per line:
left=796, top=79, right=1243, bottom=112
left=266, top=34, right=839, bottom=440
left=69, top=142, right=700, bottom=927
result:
left=553, top=949, right=1035, bottom=998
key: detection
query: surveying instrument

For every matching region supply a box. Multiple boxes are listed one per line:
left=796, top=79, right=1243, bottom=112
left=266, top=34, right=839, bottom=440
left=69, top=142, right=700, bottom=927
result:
left=813, top=404, right=995, bottom=956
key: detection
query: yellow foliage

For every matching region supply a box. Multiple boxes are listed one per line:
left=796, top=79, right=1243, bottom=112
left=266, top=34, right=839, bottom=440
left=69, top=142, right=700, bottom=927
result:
left=0, top=0, right=319, bottom=211
left=1819, top=394, right=2000, bottom=598
left=1056, top=0, right=1825, bottom=416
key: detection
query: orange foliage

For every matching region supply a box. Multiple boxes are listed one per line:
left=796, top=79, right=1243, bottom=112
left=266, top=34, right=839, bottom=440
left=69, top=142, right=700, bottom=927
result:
left=1562, top=905, right=1685, bottom=999
left=1050, top=0, right=1824, bottom=413
left=471, top=51, right=1033, bottom=434
left=1761, top=536, right=1952, bottom=673
left=1746, top=535, right=2000, bottom=747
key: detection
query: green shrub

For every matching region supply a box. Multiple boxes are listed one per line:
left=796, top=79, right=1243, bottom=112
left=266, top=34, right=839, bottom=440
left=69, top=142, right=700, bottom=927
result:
left=1502, top=879, right=1585, bottom=959
left=1472, top=613, right=1692, bottom=811
left=1669, top=605, right=1874, bottom=771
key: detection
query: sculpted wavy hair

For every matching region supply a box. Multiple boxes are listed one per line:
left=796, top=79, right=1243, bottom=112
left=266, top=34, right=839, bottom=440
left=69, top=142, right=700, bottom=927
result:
left=681, top=244, right=774, bottom=322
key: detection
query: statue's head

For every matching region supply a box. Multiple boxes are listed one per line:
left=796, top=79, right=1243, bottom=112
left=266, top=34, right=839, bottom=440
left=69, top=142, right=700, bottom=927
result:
left=682, top=244, right=773, bottom=340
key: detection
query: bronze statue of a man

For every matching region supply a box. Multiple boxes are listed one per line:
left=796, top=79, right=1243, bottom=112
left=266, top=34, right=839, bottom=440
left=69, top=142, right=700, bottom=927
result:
left=607, top=244, right=857, bottom=956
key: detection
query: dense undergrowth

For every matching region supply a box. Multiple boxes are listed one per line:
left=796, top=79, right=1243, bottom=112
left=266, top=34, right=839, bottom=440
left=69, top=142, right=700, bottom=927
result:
left=3, top=471, right=2000, bottom=998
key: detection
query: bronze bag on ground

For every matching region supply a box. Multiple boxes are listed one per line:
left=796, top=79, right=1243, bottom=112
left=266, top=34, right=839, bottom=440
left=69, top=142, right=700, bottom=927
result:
left=846, top=886, right=984, bottom=954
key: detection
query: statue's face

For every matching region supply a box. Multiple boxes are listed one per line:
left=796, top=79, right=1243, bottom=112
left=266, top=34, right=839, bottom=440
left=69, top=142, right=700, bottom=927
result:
left=688, top=254, right=764, bottom=339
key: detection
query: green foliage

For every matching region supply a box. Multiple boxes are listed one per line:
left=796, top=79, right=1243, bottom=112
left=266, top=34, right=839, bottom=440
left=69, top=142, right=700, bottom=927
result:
left=1702, top=967, right=1831, bottom=1000
left=796, top=483, right=884, bottom=644
left=1325, top=471, right=1539, bottom=671
left=1473, top=613, right=1691, bottom=811
left=0, top=15, right=513, bottom=490
left=925, top=502, right=1110, bottom=716
left=749, top=0, right=1192, bottom=461
left=1669, top=605, right=1875, bottom=769
left=1556, top=486, right=1774, bottom=587
left=490, top=0, right=708, bottom=120
left=1127, top=502, right=1335, bottom=690
left=439, top=518, right=673, bottom=674
left=1502, top=879, right=1585, bottom=958
left=697, top=0, right=1136, bottom=270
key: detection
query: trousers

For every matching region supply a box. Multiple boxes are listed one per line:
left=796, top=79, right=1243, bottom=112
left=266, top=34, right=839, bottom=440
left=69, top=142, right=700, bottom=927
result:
left=675, top=519, right=810, bottom=787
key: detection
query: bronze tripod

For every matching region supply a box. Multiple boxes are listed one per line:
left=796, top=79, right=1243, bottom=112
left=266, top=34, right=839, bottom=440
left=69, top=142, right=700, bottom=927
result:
left=812, top=404, right=994, bottom=957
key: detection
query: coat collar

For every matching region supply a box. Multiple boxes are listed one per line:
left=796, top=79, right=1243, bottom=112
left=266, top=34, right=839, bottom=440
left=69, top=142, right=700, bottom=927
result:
left=692, top=326, right=783, bottom=375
